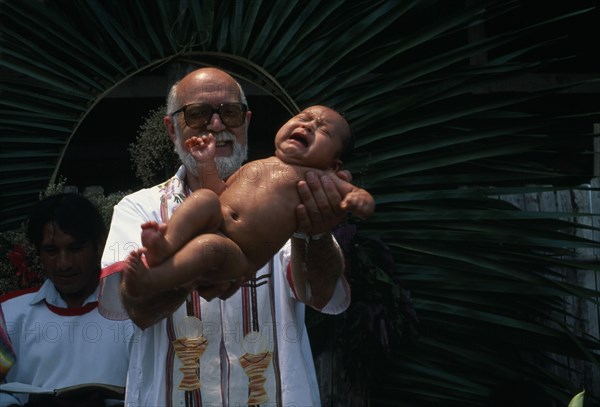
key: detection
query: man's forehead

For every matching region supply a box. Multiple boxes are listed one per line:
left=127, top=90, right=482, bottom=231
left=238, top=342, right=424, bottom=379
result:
left=41, top=222, right=81, bottom=244
left=185, top=76, right=240, bottom=95
left=199, top=82, right=239, bottom=94
left=182, top=85, right=240, bottom=105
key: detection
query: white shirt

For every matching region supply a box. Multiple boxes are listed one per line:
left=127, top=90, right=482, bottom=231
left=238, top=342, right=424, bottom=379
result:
left=99, top=166, right=350, bottom=407
left=0, top=280, right=132, bottom=406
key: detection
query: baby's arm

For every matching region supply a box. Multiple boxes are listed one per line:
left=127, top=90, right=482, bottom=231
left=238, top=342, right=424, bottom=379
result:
left=185, top=134, right=226, bottom=195
left=325, top=172, right=375, bottom=219
left=341, top=186, right=375, bottom=219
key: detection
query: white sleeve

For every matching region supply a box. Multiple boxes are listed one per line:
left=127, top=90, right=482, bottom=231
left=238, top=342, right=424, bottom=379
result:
left=98, top=193, right=157, bottom=320
left=101, top=193, right=156, bottom=268
left=315, top=236, right=351, bottom=315
left=280, top=238, right=351, bottom=315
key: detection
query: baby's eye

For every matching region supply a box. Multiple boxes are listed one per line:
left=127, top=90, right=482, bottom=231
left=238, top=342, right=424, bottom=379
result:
left=317, top=126, right=332, bottom=137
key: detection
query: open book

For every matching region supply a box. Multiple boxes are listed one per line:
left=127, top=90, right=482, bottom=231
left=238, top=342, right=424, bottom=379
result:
left=0, top=382, right=125, bottom=400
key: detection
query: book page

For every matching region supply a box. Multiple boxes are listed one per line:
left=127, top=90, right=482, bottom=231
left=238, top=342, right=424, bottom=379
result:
left=0, top=382, right=124, bottom=400
left=56, top=383, right=125, bottom=400
left=0, top=382, right=54, bottom=394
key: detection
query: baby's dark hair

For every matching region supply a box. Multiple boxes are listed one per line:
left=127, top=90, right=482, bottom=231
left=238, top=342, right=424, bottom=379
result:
left=26, top=193, right=106, bottom=253
left=336, top=109, right=355, bottom=164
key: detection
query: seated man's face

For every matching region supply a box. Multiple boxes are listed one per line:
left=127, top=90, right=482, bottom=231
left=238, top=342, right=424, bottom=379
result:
left=39, top=222, right=100, bottom=301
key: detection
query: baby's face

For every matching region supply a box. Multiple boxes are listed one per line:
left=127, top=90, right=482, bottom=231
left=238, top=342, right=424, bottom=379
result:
left=274, top=105, right=348, bottom=169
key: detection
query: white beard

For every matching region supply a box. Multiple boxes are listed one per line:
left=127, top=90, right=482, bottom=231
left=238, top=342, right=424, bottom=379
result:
left=175, top=130, right=248, bottom=179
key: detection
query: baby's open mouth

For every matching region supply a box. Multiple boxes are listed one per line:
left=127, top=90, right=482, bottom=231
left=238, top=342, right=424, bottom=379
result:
left=289, top=135, right=308, bottom=147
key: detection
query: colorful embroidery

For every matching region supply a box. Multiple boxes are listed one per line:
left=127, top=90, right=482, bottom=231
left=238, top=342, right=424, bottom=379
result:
left=240, top=351, right=272, bottom=405
left=172, top=336, right=208, bottom=391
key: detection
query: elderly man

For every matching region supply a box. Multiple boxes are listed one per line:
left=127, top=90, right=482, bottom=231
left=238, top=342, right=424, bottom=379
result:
left=99, top=67, right=351, bottom=406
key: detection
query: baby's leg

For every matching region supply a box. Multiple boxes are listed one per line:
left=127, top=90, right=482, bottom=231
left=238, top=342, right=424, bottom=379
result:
left=143, top=189, right=223, bottom=267
left=146, top=233, right=252, bottom=292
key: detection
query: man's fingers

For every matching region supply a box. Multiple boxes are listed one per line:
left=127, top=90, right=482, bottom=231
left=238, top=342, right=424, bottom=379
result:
left=217, top=277, right=245, bottom=300
left=295, top=203, right=311, bottom=235
left=319, top=175, right=344, bottom=217
left=336, top=169, right=352, bottom=182
left=305, top=172, right=329, bottom=210
left=195, top=284, right=228, bottom=301
left=296, top=171, right=350, bottom=235
left=195, top=277, right=244, bottom=301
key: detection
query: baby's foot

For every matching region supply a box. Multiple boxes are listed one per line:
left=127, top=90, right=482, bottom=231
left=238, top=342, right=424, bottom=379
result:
left=141, top=221, right=170, bottom=267
left=122, top=248, right=150, bottom=298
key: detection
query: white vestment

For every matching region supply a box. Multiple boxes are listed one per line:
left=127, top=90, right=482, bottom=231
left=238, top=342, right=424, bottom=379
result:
left=1, top=281, right=132, bottom=406
left=99, top=166, right=350, bottom=407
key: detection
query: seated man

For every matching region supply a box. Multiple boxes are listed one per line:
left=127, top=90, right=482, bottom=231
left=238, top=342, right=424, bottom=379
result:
left=125, top=105, right=375, bottom=301
left=0, top=193, right=131, bottom=407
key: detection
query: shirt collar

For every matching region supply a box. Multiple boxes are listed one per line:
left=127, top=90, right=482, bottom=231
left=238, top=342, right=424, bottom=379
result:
left=30, top=279, right=99, bottom=308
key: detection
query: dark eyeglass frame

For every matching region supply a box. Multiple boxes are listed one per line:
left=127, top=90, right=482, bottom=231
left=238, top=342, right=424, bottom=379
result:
left=169, top=102, right=248, bottom=129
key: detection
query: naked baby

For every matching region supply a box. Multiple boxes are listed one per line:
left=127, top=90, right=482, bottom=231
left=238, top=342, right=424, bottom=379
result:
left=125, top=105, right=375, bottom=295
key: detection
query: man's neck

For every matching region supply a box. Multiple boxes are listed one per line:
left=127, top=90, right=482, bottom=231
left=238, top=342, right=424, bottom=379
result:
left=185, top=165, right=226, bottom=195
left=60, top=288, right=96, bottom=308
left=185, top=173, right=204, bottom=192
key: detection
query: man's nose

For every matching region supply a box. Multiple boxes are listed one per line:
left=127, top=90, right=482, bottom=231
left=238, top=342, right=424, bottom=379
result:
left=56, top=251, right=73, bottom=269
left=206, top=112, right=226, bottom=132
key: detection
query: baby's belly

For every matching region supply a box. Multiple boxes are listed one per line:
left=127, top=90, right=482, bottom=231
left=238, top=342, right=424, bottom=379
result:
left=221, top=203, right=296, bottom=267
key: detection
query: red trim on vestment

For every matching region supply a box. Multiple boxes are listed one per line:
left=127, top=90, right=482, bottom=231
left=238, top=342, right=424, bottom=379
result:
left=285, top=263, right=299, bottom=299
left=44, top=300, right=98, bottom=316
left=100, top=261, right=127, bottom=279
left=0, top=286, right=40, bottom=303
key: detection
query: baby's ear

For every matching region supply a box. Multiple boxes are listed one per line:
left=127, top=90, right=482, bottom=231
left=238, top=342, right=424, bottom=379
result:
left=331, top=159, right=344, bottom=172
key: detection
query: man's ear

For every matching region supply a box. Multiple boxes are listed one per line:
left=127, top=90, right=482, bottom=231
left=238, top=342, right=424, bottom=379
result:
left=164, top=115, right=177, bottom=143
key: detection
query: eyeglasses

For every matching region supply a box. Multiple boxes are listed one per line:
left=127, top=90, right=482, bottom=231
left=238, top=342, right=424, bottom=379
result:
left=170, top=102, right=247, bottom=129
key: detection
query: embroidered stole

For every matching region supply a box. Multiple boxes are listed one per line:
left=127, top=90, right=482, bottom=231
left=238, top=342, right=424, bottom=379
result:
left=159, top=173, right=282, bottom=407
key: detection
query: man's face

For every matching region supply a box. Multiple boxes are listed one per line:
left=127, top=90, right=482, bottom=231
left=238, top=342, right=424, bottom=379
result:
left=166, top=71, right=252, bottom=178
left=39, top=222, right=100, bottom=304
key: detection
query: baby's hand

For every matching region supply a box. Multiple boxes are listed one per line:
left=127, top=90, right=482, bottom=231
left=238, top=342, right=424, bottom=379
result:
left=340, top=189, right=375, bottom=220
left=185, top=134, right=216, bottom=162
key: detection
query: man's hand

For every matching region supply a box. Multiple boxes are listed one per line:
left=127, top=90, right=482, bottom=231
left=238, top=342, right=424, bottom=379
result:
left=120, top=257, right=188, bottom=329
left=291, top=170, right=352, bottom=309
left=195, top=276, right=245, bottom=301
left=296, top=170, right=351, bottom=236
